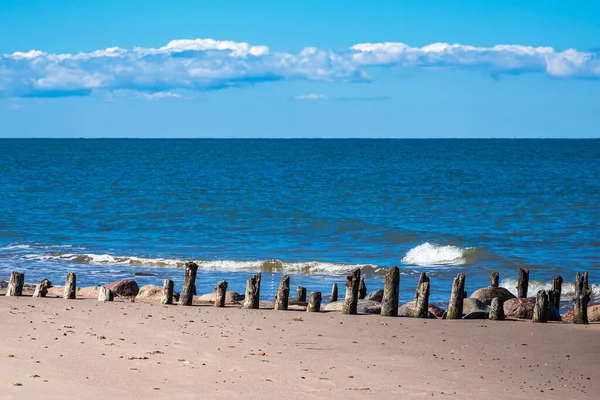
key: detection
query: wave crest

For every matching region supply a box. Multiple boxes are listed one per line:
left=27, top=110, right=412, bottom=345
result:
left=401, top=243, right=476, bottom=266
left=500, top=278, right=600, bottom=298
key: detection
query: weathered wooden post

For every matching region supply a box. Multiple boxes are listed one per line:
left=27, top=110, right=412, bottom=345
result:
left=98, top=287, right=114, bottom=302
left=242, top=273, right=261, bottom=309
left=573, top=272, right=591, bottom=324
left=307, top=292, right=322, bottom=312
left=532, top=290, right=549, bottom=323
left=296, top=286, right=307, bottom=303
left=380, top=266, right=400, bottom=317
left=446, top=273, right=465, bottom=319
left=330, top=283, right=338, bottom=302
left=517, top=268, right=529, bottom=298
left=413, top=272, right=427, bottom=302
left=6, top=271, right=24, bottom=297
left=342, top=268, right=361, bottom=315
left=214, top=280, right=228, bottom=307
left=33, top=278, right=50, bottom=298
left=358, top=276, right=367, bottom=299
left=274, top=275, right=290, bottom=310
left=552, top=275, right=563, bottom=310
left=491, top=272, right=499, bottom=288
left=161, top=279, right=174, bottom=305
left=489, top=297, right=505, bottom=320
left=414, top=278, right=430, bottom=318
left=179, top=261, right=198, bottom=306
left=63, top=272, right=76, bottom=299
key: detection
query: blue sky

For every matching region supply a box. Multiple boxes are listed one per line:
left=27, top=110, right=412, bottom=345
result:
left=1, top=0, right=599, bottom=138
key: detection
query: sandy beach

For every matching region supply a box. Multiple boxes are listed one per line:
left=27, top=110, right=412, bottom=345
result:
left=1, top=295, right=598, bottom=400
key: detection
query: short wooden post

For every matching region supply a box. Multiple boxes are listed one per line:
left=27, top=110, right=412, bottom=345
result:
left=179, top=261, right=198, bottom=306
left=307, top=292, right=322, bottom=312
left=6, top=271, right=24, bottom=297
left=446, top=273, right=465, bottom=319
left=517, top=268, right=529, bottom=298
left=413, top=272, right=427, bottom=302
left=573, top=272, right=591, bottom=324
left=33, top=278, right=50, bottom=298
left=242, top=273, right=261, bottom=309
left=358, top=276, right=367, bottom=299
left=274, top=275, right=290, bottom=310
left=63, top=272, right=76, bottom=299
left=214, top=280, right=228, bottom=307
left=296, top=286, right=307, bottom=303
left=342, top=268, right=361, bottom=315
left=330, top=283, right=338, bottom=302
left=491, top=272, right=499, bottom=288
left=380, top=266, right=400, bottom=317
left=98, top=287, right=114, bottom=302
left=414, top=279, right=430, bottom=318
left=552, top=275, right=563, bottom=310
left=489, top=297, right=505, bottom=320
left=532, top=290, right=549, bottom=323
left=160, top=279, right=174, bottom=305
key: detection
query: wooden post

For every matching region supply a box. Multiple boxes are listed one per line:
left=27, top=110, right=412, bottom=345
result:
left=381, top=266, right=400, bottom=317
left=413, top=272, right=427, bottom=302
left=491, top=272, right=499, bottom=288
left=489, top=297, right=505, bottom=320
left=414, top=278, right=430, bottom=318
left=532, top=290, right=549, bottom=323
left=274, top=275, right=290, bottom=310
left=160, top=279, right=174, bottom=305
left=63, top=272, right=76, bottom=299
left=242, top=273, right=261, bottom=309
left=33, top=278, right=50, bottom=298
left=307, top=292, right=322, bottom=312
left=6, top=271, right=24, bottom=297
left=296, top=286, right=307, bottom=303
left=573, top=272, right=591, bottom=324
left=214, top=280, right=228, bottom=307
left=517, top=268, right=529, bottom=298
left=330, top=283, right=338, bottom=302
left=358, top=276, right=367, bottom=299
left=552, top=275, right=563, bottom=310
left=342, top=268, right=361, bottom=315
left=98, top=287, right=114, bottom=302
left=446, top=273, right=465, bottom=319
left=179, top=261, right=198, bottom=306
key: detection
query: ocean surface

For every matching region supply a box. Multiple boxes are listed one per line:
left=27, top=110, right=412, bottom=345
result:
left=1, top=139, right=599, bottom=305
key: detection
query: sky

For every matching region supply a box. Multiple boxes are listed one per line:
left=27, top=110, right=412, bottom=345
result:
left=1, top=0, right=599, bottom=138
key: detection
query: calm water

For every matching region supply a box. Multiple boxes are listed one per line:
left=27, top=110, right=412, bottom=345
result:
left=1, top=139, right=598, bottom=304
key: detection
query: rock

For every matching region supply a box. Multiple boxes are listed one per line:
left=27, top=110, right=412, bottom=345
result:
left=78, top=286, right=101, bottom=298
left=365, top=289, right=384, bottom=303
left=323, top=300, right=382, bottom=314
left=0, top=280, right=7, bottom=289
left=462, top=298, right=489, bottom=314
left=195, top=291, right=244, bottom=304
left=428, top=304, right=446, bottom=318
left=562, top=303, right=600, bottom=323
left=470, top=286, right=516, bottom=305
left=397, top=302, right=437, bottom=318
left=134, top=284, right=180, bottom=303
left=504, top=297, right=535, bottom=319
left=104, top=279, right=139, bottom=297
left=462, top=311, right=488, bottom=320
left=547, top=302, right=562, bottom=322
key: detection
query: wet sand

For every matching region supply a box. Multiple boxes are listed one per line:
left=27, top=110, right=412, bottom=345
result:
left=1, top=296, right=598, bottom=399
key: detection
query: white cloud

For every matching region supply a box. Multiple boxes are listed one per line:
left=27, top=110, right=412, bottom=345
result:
left=0, top=38, right=598, bottom=99
left=108, top=90, right=185, bottom=101
left=293, top=93, right=328, bottom=100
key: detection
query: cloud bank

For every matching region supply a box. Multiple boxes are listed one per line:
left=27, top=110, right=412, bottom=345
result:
left=1, top=38, right=598, bottom=98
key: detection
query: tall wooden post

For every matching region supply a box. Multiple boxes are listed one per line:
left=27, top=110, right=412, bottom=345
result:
left=6, top=271, right=24, bottom=297
left=358, top=276, right=367, bottom=299
left=161, top=279, right=174, bottom=305
left=274, top=275, right=290, bottom=310
left=33, top=278, right=50, bottom=298
left=552, top=275, right=563, bottom=310
left=307, top=292, right=322, bottom=312
left=414, top=279, right=430, bottom=318
left=342, top=268, right=361, bottom=315
left=532, top=290, right=549, bottom=323
left=98, top=287, right=114, bottom=302
left=63, top=272, right=76, bottom=299
left=380, top=266, right=400, bottom=317
left=573, top=272, right=591, bottom=324
left=413, top=272, right=427, bottom=302
left=330, top=283, right=338, bottom=303
left=179, top=262, right=198, bottom=306
left=517, top=268, right=529, bottom=298
left=296, top=286, right=307, bottom=303
left=491, top=272, right=499, bottom=288
left=489, top=297, right=505, bottom=320
left=242, top=273, right=261, bottom=309
left=446, top=273, right=465, bottom=319
left=214, top=280, right=228, bottom=307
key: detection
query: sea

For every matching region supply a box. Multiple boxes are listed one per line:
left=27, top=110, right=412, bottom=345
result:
left=1, top=139, right=598, bottom=306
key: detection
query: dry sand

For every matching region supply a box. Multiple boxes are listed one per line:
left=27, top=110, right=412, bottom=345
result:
left=1, top=296, right=598, bottom=399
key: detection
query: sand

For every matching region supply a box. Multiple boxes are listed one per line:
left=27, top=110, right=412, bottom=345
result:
left=1, top=296, right=598, bottom=399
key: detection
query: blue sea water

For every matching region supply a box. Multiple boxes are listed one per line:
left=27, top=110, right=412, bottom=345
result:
left=0, top=139, right=598, bottom=304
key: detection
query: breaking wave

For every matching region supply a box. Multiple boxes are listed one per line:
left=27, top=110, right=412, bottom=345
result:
left=401, top=242, right=478, bottom=266
left=500, top=278, right=600, bottom=298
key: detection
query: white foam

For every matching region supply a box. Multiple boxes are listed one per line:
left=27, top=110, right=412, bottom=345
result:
left=500, top=278, right=600, bottom=297
left=401, top=242, right=471, bottom=266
